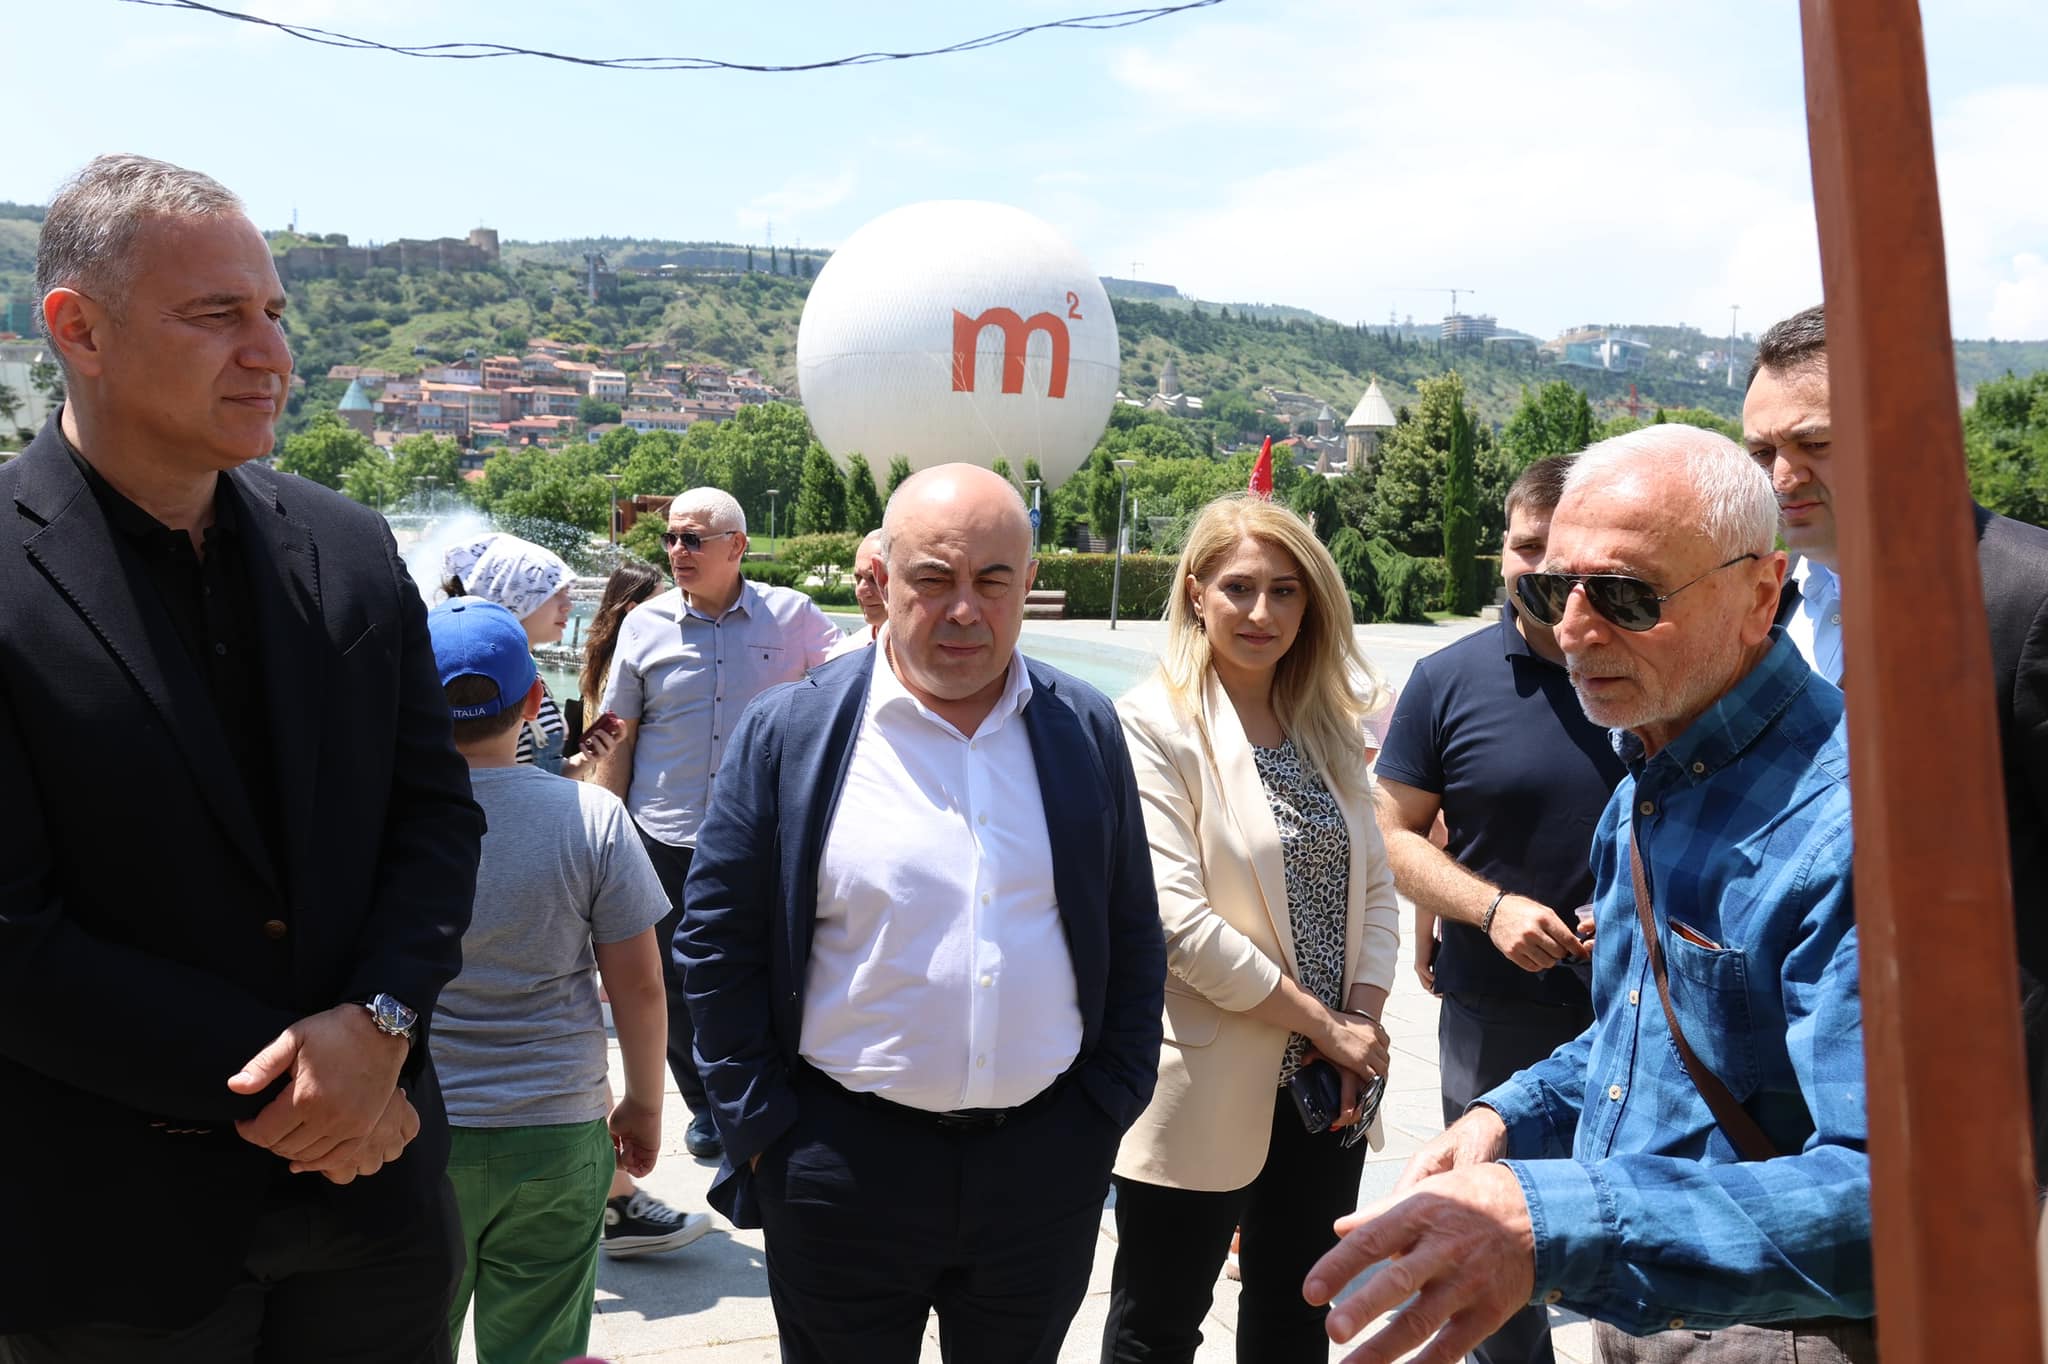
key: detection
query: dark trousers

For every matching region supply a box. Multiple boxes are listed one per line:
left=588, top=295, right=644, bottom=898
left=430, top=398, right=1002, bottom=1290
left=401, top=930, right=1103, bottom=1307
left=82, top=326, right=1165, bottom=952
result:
left=1101, top=1090, right=1370, bottom=1364
left=1440, top=990, right=1595, bottom=1364
left=635, top=824, right=708, bottom=1116
left=0, top=1174, right=461, bottom=1364
left=757, top=1064, right=1119, bottom=1363
left=1593, top=1319, right=1877, bottom=1362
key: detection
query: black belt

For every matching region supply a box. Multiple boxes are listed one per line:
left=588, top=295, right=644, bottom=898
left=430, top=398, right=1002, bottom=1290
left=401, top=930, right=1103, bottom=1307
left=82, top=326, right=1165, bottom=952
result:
left=804, top=1064, right=1072, bottom=1131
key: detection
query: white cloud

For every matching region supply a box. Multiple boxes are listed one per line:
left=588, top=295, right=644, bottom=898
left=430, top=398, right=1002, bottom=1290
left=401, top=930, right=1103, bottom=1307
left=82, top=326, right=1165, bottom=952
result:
left=1988, top=253, right=2048, bottom=339
left=735, top=167, right=857, bottom=233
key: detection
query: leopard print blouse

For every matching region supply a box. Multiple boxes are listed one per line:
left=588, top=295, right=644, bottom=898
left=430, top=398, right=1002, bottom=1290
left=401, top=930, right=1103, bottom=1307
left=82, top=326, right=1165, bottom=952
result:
left=1252, top=739, right=1351, bottom=1084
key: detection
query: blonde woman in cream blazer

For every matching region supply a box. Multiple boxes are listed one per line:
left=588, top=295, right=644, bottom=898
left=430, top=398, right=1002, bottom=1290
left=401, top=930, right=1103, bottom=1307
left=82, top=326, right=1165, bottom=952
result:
left=1102, top=495, right=1400, bottom=1364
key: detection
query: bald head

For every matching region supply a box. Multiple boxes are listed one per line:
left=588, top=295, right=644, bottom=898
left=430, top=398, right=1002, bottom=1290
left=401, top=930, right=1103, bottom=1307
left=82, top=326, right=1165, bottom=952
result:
left=875, top=463, right=1040, bottom=730
left=880, top=464, right=1032, bottom=567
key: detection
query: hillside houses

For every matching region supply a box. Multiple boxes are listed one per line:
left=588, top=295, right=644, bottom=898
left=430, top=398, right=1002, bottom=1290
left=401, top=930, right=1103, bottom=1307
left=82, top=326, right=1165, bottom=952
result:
left=323, top=344, right=783, bottom=450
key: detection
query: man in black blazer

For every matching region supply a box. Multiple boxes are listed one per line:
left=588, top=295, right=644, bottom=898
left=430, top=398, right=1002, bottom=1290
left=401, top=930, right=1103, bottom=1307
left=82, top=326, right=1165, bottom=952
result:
left=1744, top=303, right=2048, bottom=1174
left=680, top=464, right=1165, bottom=1363
left=0, top=156, right=484, bottom=1360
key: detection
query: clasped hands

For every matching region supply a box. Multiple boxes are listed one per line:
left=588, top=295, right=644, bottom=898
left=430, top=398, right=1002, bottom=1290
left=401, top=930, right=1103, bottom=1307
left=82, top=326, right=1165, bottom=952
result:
left=227, top=1004, right=417, bottom=1184
left=1302, top=1107, right=1540, bottom=1364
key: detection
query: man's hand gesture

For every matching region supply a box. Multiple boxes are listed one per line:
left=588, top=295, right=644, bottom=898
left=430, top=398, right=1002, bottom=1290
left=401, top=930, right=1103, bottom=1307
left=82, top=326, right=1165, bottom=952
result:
left=1487, top=896, right=1587, bottom=973
left=229, top=1004, right=410, bottom=1164
left=1304, top=1162, right=1537, bottom=1364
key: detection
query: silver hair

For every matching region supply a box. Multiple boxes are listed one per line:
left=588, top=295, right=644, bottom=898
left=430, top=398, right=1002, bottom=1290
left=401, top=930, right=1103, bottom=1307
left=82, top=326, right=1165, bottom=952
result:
left=1563, top=424, right=1778, bottom=558
left=669, top=486, right=746, bottom=536
left=36, top=155, right=244, bottom=330
left=878, top=465, right=1029, bottom=562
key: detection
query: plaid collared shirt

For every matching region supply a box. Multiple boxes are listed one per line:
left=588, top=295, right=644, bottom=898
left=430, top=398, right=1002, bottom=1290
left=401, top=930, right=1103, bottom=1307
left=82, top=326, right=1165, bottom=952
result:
left=1480, top=630, right=1872, bottom=1335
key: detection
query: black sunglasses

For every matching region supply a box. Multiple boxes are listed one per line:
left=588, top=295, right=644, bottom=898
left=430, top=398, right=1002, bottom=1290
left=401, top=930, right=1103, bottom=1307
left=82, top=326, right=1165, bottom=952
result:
left=660, top=529, right=738, bottom=553
left=1516, top=553, right=1759, bottom=632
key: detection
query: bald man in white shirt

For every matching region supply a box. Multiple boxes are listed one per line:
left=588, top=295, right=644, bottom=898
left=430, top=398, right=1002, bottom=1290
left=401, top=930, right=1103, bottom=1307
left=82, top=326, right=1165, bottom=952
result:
left=680, top=466, right=1166, bottom=1364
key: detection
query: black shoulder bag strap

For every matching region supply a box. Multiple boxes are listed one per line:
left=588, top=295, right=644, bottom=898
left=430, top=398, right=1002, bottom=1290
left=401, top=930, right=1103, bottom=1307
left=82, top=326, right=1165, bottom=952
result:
left=1629, top=828, right=1781, bottom=1162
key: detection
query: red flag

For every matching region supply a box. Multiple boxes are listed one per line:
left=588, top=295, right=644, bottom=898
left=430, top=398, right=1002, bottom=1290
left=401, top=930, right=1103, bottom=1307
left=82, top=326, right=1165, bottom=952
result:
left=1247, top=436, right=1274, bottom=500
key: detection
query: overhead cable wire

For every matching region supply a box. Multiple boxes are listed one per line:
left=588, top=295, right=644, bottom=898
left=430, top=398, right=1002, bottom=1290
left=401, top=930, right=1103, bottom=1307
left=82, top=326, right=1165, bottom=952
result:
left=115, top=0, right=1225, bottom=71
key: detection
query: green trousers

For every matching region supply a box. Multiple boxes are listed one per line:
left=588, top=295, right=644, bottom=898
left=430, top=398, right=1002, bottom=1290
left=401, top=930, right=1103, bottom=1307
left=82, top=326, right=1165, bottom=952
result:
left=446, top=1118, right=614, bottom=1364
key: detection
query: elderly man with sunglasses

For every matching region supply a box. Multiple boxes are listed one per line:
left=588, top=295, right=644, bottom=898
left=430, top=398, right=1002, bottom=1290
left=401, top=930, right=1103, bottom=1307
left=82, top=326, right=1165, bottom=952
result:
left=1307, top=425, right=1875, bottom=1364
left=598, top=487, right=840, bottom=1165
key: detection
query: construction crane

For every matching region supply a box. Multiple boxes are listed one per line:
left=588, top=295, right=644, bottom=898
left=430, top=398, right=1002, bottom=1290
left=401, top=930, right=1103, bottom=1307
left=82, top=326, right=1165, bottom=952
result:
left=1395, top=286, right=1478, bottom=316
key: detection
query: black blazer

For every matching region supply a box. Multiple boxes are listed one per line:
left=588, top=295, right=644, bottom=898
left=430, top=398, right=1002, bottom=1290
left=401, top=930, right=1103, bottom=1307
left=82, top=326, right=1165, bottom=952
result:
left=1977, top=507, right=2048, bottom=978
left=678, top=648, right=1166, bottom=1227
left=0, top=424, right=484, bottom=1332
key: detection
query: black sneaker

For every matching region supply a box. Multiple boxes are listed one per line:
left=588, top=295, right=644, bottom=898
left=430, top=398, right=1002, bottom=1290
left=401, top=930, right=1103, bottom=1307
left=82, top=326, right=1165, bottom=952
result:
left=602, top=1191, right=711, bottom=1258
left=684, top=1111, right=723, bottom=1158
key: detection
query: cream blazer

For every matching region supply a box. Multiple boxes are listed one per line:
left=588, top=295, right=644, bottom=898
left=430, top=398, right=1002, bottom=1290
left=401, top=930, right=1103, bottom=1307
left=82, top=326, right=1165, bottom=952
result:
left=1113, top=671, right=1400, bottom=1192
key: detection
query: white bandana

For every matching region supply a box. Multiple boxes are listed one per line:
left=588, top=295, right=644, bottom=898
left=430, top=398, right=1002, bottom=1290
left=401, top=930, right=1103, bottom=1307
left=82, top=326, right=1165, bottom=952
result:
left=442, top=533, right=572, bottom=622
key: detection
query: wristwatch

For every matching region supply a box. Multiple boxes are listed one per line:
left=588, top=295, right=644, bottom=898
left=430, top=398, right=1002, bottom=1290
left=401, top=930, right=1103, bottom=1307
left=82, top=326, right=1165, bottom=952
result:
left=359, top=993, right=419, bottom=1042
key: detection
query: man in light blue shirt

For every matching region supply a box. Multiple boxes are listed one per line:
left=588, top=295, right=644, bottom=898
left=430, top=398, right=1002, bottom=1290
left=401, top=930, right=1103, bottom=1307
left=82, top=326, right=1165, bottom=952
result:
left=1306, top=426, right=1873, bottom=1364
left=1782, top=555, right=1843, bottom=684
left=600, top=487, right=840, bottom=1163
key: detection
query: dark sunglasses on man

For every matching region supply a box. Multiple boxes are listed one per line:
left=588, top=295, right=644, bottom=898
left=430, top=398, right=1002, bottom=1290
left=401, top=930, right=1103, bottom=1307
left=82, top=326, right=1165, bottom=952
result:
left=660, top=529, right=738, bottom=553
left=1515, top=553, right=1759, bottom=633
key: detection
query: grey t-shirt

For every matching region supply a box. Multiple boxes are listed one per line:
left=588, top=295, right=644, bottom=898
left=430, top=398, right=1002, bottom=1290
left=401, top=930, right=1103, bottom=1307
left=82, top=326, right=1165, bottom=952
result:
left=432, top=765, right=668, bottom=1128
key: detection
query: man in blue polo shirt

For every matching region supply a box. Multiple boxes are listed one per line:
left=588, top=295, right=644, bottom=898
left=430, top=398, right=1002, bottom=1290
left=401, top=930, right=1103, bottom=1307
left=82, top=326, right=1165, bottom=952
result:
left=1373, top=454, right=1624, bottom=1364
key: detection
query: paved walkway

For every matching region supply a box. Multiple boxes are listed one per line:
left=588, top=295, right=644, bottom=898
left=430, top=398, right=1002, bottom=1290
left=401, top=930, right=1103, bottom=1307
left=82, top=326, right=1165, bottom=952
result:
left=467, top=613, right=1609, bottom=1362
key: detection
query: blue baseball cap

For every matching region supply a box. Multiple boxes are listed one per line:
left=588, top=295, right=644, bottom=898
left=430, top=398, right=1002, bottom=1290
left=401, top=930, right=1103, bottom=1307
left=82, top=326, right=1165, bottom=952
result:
left=428, top=598, right=539, bottom=719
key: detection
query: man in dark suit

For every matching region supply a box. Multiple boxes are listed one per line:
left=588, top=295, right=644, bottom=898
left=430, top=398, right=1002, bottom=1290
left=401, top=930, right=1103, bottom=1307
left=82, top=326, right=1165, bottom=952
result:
left=1744, top=303, right=2048, bottom=1174
left=680, top=464, right=1165, bottom=1363
left=0, top=155, right=484, bottom=1361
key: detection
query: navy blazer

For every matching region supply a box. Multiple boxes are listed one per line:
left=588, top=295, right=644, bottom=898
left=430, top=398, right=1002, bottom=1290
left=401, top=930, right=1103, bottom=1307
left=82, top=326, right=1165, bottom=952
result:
left=0, top=423, right=484, bottom=1331
left=679, top=647, right=1166, bottom=1226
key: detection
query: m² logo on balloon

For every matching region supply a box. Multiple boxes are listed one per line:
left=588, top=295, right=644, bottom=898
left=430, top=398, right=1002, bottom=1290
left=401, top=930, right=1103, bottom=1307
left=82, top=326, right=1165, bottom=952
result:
left=950, top=301, right=1083, bottom=400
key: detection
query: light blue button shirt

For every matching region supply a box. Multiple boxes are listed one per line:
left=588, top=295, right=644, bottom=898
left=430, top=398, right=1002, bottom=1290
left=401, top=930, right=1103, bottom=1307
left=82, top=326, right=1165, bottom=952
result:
left=1784, top=556, right=1844, bottom=684
left=602, top=578, right=842, bottom=847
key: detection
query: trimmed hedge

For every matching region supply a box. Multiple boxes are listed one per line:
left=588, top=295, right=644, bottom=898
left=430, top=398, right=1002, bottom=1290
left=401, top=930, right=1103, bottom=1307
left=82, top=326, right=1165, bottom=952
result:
left=1032, top=553, right=1177, bottom=620
left=742, top=560, right=804, bottom=588
left=802, top=583, right=858, bottom=607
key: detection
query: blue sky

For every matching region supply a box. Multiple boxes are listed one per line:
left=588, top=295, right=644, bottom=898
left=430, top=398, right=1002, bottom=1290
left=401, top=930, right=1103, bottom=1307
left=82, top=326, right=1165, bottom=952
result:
left=10, top=0, right=2045, bottom=339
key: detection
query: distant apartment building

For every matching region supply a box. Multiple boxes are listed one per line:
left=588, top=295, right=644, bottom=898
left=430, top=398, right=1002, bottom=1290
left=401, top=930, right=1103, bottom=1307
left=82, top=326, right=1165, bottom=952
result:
left=1441, top=313, right=1498, bottom=344
left=622, top=409, right=696, bottom=434
left=481, top=355, right=522, bottom=389
left=529, top=386, right=580, bottom=418
left=551, top=360, right=598, bottom=393
left=590, top=370, right=628, bottom=402
left=520, top=353, right=561, bottom=382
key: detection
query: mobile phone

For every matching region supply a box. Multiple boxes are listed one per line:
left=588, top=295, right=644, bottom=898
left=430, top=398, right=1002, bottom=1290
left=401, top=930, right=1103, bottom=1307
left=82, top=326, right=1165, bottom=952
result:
left=593, top=710, right=625, bottom=738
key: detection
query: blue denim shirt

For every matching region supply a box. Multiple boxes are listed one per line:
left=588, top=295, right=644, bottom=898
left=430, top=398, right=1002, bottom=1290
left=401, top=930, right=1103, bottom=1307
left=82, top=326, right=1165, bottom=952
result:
left=1479, top=630, right=1872, bottom=1336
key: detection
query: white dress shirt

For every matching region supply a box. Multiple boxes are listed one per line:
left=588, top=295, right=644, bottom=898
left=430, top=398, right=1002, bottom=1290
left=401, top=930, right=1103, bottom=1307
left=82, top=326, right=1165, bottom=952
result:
left=801, top=635, right=1082, bottom=1112
left=1785, top=556, right=1845, bottom=684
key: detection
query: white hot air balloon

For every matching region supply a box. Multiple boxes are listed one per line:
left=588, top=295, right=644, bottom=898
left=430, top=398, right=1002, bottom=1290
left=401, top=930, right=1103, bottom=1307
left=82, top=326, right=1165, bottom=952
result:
left=797, top=200, right=1119, bottom=488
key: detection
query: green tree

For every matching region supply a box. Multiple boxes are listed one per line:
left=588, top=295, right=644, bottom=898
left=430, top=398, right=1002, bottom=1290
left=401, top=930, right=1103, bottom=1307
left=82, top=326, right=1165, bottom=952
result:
left=578, top=396, right=621, bottom=426
left=843, top=453, right=884, bottom=533
left=991, top=457, right=1016, bottom=490
left=886, top=455, right=913, bottom=497
left=791, top=444, right=846, bottom=534
left=1442, top=399, right=1481, bottom=614
left=1328, top=526, right=1379, bottom=622
left=1655, top=406, right=1743, bottom=440
left=1965, top=370, right=2048, bottom=528
left=1288, top=473, right=1341, bottom=544
left=1370, top=371, right=1476, bottom=556
left=277, top=412, right=375, bottom=490
left=1498, top=380, right=1596, bottom=471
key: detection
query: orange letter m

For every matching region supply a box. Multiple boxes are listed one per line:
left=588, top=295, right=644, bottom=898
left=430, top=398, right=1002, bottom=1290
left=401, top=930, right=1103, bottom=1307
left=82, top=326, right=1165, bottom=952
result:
left=951, top=308, right=1072, bottom=399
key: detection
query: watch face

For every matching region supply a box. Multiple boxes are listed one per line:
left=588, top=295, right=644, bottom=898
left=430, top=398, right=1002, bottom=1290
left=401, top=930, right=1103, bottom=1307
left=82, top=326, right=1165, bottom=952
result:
left=374, top=995, right=417, bottom=1035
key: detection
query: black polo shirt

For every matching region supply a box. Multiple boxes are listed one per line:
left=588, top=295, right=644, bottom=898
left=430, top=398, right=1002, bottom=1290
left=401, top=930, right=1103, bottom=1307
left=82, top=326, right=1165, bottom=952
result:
left=65, top=441, right=285, bottom=874
left=1375, top=613, right=1625, bottom=1006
